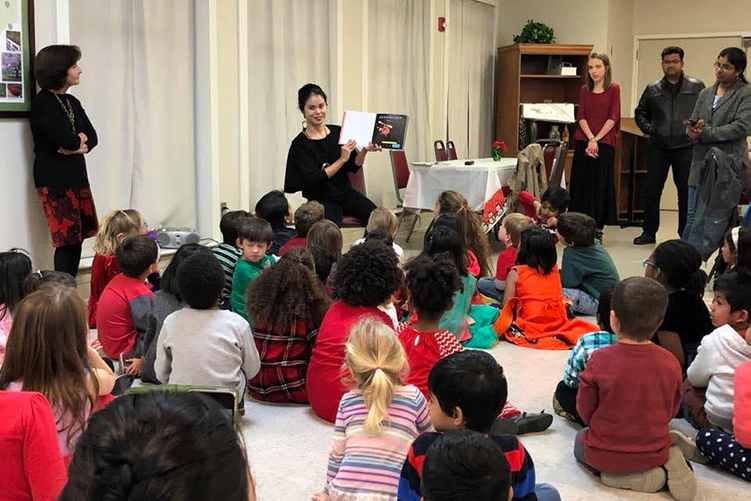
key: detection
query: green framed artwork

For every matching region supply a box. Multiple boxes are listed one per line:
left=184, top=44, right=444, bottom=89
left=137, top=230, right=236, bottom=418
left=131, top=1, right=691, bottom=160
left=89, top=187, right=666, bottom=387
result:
left=0, top=0, right=35, bottom=117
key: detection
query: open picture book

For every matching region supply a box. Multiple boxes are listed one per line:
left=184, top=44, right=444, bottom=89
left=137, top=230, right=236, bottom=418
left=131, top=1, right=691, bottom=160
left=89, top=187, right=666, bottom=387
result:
left=339, top=110, right=408, bottom=150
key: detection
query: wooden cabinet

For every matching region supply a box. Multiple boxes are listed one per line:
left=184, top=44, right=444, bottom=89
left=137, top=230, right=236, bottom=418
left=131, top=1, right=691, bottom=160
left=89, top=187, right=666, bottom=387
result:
left=494, top=43, right=593, bottom=162
left=615, top=118, right=647, bottom=226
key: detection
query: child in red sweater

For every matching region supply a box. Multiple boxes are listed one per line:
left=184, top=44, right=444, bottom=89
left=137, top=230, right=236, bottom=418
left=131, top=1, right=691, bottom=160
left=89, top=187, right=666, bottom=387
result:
left=575, top=277, right=694, bottom=499
left=477, top=213, right=533, bottom=301
left=88, top=209, right=145, bottom=328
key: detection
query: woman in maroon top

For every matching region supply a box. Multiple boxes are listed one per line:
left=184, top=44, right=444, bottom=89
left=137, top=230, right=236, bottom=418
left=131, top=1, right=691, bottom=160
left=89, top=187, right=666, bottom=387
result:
left=570, top=53, right=621, bottom=229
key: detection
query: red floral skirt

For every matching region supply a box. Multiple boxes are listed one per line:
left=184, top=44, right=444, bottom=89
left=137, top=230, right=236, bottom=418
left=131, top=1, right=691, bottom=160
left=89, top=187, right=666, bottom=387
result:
left=37, top=187, right=99, bottom=247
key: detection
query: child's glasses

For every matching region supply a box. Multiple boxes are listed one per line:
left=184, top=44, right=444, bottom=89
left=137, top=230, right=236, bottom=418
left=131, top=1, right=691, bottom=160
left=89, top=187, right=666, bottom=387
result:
left=642, top=259, right=658, bottom=269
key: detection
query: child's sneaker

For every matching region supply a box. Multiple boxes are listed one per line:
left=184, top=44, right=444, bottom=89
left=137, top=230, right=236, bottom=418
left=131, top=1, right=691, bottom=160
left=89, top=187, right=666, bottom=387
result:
left=664, top=445, right=697, bottom=501
left=670, top=429, right=709, bottom=464
left=489, top=411, right=553, bottom=436
left=601, top=467, right=666, bottom=493
left=552, top=394, right=578, bottom=423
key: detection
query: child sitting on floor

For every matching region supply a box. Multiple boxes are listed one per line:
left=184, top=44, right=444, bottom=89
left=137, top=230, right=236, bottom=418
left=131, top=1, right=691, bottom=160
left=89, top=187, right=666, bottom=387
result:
left=553, top=286, right=616, bottom=425
left=246, top=247, right=329, bottom=404
left=307, top=240, right=403, bottom=423
left=696, top=357, right=751, bottom=482
left=97, top=235, right=159, bottom=374
left=230, top=216, right=275, bottom=322
left=421, top=429, right=513, bottom=501
left=0, top=250, right=32, bottom=364
left=398, top=350, right=560, bottom=501
left=89, top=209, right=146, bottom=327
left=155, top=251, right=260, bottom=401
left=213, top=210, right=250, bottom=310
left=141, top=243, right=212, bottom=384
left=426, top=190, right=492, bottom=277
left=398, top=253, right=552, bottom=435
left=557, top=212, right=619, bottom=316
left=684, top=271, right=751, bottom=431
left=518, top=186, right=570, bottom=230
left=503, top=227, right=597, bottom=350
left=644, top=240, right=714, bottom=370
left=0, top=284, right=116, bottom=463
left=575, top=277, right=694, bottom=500
left=22, top=270, right=77, bottom=294
left=720, top=226, right=751, bottom=275
left=278, top=201, right=325, bottom=256
left=307, top=219, right=343, bottom=297
left=315, top=317, right=431, bottom=500
left=354, top=207, right=404, bottom=261
left=255, top=190, right=295, bottom=256
left=477, top=213, right=533, bottom=301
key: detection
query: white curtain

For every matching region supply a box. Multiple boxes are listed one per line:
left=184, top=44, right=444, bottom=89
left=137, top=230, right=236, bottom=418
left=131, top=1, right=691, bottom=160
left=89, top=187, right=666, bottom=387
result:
left=447, top=0, right=495, bottom=158
left=69, top=0, right=197, bottom=233
left=246, top=0, right=336, bottom=209
left=367, top=0, right=432, bottom=207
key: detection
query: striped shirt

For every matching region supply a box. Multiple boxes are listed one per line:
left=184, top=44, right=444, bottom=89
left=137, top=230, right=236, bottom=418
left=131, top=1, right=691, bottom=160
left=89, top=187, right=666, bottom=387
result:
left=212, top=243, right=242, bottom=298
left=325, top=385, right=431, bottom=500
left=562, top=331, right=617, bottom=388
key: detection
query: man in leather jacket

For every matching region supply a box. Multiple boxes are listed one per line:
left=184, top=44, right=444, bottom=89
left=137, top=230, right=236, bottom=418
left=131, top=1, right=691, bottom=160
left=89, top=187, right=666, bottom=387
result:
left=633, top=46, right=705, bottom=244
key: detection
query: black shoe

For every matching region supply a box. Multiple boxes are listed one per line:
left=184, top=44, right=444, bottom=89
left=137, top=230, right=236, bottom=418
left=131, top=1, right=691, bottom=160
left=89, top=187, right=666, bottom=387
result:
left=633, top=233, right=656, bottom=245
left=513, top=411, right=554, bottom=435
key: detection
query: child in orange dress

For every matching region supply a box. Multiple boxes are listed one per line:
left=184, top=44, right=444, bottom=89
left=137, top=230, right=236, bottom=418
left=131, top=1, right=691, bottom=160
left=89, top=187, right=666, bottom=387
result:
left=502, top=227, right=597, bottom=350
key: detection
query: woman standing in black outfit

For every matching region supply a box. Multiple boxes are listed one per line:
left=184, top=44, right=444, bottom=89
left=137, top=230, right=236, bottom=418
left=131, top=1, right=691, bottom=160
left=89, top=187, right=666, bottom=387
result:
left=29, top=45, right=98, bottom=276
left=284, top=83, right=380, bottom=227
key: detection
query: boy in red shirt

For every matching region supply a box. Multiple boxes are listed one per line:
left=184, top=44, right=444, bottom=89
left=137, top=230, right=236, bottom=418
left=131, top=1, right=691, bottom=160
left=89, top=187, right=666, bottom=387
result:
left=575, top=277, right=695, bottom=499
left=97, top=235, right=158, bottom=375
left=517, top=186, right=570, bottom=230
left=477, top=213, right=533, bottom=301
left=277, top=200, right=324, bottom=256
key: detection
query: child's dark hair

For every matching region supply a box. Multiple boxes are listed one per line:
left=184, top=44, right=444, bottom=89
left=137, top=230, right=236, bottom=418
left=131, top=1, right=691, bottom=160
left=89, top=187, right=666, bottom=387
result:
left=59, top=391, right=251, bottom=501
left=713, top=271, right=751, bottom=314
left=298, top=83, right=327, bottom=112
left=23, top=270, right=77, bottom=296
left=161, top=244, right=213, bottom=301
left=434, top=191, right=492, bottom=277
left=255, top=190, right=290, bottom=229
left=364, top=228, right=394, bottom=248
left=516, top=227, right=557, bottom=275
left=309, top=246, right=335, bottom=285
left=294, top=201, right=325, bottom=238
left=541, top=186, right=571, bottom=213
left=115, top=235, right=158, bottom=278
left=723, top=227, right=751, bottom=270
left=404, top=254, right=461, bottom=320
left=427, top=351, right=508, bottom=433
left=424, top=225, right=467, bottom=277
left=422, top=429, right=511, bottom=501
left=219, top=210, right=251, bottom=245
left=246, top=247, right=329, bottom=332
left=237, top=216, right=274, bottom=244
left=0, top=251, right=33, bottom=321
left=650, top=239, right=707, bottom=298
left=334, top=240, right=402, bottom=307
left=557, top=212, right=596, bottom=246
left=612, top=277, right=668, bottom=341
left=597, top=285, right=615, bottom=334
left=176, top=252, right=225, bottom=310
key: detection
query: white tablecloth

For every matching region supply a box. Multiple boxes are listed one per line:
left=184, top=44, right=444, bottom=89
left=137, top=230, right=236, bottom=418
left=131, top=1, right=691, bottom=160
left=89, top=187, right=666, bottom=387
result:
left=402, top=158, right=517, bottom=211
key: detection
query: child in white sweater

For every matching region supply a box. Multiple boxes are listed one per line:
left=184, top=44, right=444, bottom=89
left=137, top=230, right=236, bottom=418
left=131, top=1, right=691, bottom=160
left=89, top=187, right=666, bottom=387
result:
left=685, top=272, right=751, bottom=431
left=155, top=252, right=260, bottom=398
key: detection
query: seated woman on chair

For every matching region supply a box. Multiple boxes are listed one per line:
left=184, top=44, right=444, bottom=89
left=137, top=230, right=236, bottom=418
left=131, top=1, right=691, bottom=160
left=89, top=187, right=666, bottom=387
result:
left=284, top=83, right=381, bottom=227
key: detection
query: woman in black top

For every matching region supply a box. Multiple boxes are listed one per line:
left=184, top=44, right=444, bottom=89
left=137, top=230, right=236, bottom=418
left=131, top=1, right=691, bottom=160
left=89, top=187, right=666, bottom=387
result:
left=284, top=84, right=379, bottom=227
left=29, top=45, right=98, bottom=276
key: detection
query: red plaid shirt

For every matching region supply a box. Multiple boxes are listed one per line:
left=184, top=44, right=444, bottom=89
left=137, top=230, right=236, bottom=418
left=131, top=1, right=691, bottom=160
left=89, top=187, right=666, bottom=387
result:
left=247, top=318, right=318, bottom=404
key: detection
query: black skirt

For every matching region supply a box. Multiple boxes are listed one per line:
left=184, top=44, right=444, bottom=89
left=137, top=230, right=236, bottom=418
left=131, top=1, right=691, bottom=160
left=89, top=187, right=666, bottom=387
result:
left=569, top=141, right=617, bottom=228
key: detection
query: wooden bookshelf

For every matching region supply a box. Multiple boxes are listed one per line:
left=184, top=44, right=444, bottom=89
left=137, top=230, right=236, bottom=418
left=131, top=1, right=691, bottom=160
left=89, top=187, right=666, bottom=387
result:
left=494, top=43, right=593, bottom=186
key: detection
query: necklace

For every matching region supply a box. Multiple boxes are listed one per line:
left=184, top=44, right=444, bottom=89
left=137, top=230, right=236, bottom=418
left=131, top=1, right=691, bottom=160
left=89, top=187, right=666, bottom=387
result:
left=53, top=92, right=76, bottom=133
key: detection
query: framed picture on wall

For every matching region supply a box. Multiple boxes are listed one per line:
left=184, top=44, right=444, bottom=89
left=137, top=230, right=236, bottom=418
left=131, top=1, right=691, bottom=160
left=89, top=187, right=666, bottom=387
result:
left=0, top=0, right=35, bottom=118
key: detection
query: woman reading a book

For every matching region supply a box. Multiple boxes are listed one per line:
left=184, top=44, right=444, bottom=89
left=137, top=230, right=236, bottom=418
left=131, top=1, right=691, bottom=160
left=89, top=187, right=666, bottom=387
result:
left=284, top=83, right=380, bottom=227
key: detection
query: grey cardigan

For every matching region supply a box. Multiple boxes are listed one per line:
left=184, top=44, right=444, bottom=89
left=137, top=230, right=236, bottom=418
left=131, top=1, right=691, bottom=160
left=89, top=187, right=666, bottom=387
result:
left=688, top=80, right=751, bottom=187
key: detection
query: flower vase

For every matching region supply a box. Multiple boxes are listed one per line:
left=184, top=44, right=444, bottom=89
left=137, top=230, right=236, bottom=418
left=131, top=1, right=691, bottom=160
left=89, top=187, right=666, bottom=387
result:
left=549, top=125, right=561, bottom=141
left=492, top=147, right=502, bottom=161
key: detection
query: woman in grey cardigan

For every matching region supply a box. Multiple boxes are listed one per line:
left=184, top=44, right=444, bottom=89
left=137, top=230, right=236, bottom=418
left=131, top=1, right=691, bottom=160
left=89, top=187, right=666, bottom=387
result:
left=683, top=47, right=751, bottom=239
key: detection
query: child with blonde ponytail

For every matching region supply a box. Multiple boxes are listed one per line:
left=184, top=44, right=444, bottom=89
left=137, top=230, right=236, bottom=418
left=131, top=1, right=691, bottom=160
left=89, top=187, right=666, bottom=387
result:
left=316, top=317, right=431, bottom=500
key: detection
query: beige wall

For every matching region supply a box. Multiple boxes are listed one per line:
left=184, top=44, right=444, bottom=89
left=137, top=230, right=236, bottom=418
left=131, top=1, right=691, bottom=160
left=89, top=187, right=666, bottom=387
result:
left=607, top=0, right=635, bottom=116
left=633, top=0, right=751, bottom=35
left=217, top=0, right=241, bottom=211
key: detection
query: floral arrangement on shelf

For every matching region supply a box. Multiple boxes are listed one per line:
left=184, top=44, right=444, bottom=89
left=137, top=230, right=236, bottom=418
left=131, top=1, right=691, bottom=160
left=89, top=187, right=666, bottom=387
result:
left=513, top=20, right=556, bottom=44
left=492, top=140, right=508, bottom=161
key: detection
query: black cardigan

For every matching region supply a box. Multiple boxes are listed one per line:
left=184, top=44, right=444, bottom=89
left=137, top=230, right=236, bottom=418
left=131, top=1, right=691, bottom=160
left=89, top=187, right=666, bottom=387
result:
left=284, top=125, right=361, bottom=201
left=29, top=89, right=98, bottom=188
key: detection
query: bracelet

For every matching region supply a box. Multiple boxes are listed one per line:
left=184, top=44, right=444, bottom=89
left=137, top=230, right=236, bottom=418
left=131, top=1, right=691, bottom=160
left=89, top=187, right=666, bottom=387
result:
left=588, top=137, right=598, bottom=142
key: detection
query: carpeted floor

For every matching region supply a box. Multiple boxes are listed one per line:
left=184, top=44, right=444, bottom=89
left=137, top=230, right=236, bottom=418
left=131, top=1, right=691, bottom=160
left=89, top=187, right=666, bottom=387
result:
left=240, top=211, right=749, bottom=500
